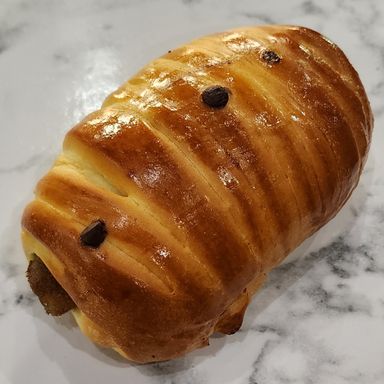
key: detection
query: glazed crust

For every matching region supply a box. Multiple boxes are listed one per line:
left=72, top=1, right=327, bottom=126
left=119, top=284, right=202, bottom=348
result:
left=21, top=25, right=373, bottom=363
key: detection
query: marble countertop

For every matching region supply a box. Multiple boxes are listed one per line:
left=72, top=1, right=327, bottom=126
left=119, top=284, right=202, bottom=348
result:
left=0, top=0, right=383, bottom=383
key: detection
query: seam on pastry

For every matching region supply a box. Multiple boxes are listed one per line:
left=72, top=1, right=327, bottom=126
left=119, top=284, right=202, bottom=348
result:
left=154, top=53, right=302, bottom=254
left=107, top=81, right=230, bottom=200
left=229, top=65, right=319, bottom=222
left=57, top=149, right=128, bottom=197
left=56, top=151, right=223, bottom=289
left=281, top=39, right=365, bottom=176
left=114, top=64, right=267, bottom=260
left=205, top=28, right=360, bottom=235
left=63, top=141, right=196, bottom=247
left=229, top=44, right=327, bottom=219
left=149, top=40, right=349, bottom=260
left=289, top=29, right=372, bottom=142
left=200, top=29, right=362, bottom=214
left=62, top=143, right=193, bottom=246
left=283, top=53, right=361, bottom=207
left=151, top=59, right=273, bottom=248
left=34, top=197, right=175, bottom=295
left=185, top=41, right=325, bottom=229
left=276, top=27, right=370, bottom=182
left=218, top=42, right=343, bottom=213
left=39, top=163, right=221, bottom=291
left=144, top=56, right=288, bottom=261
left=111, top=96, right=258, bottom=263
left=66, top=102, right=260, bottom=285
left=161, top=51, right=303, bottom=220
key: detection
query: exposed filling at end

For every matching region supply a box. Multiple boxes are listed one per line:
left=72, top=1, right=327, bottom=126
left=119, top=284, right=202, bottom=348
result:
left=26, top=255, right=76, bottom=316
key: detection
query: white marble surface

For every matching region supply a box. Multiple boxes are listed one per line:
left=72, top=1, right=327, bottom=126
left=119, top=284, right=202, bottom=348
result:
left=0, top=0, right=383, bottom=383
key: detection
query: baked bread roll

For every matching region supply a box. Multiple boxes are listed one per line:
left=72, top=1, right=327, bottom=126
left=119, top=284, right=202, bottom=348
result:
left=21, top=25, right=373, bottom=363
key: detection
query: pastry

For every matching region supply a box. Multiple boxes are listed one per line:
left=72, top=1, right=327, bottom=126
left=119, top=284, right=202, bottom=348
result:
left=21, top=25, right=373, bottom=363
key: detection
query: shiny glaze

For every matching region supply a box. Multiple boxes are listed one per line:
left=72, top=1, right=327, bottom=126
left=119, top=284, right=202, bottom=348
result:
left=21, top=25, right=373, bottom=363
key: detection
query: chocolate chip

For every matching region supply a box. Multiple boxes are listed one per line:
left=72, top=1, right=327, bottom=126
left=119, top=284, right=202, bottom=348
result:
left=80, top=220, right=107, bottom=248
left=202, top=86, right=229, bottom=108
left=261, top=50, right=281, bottom=64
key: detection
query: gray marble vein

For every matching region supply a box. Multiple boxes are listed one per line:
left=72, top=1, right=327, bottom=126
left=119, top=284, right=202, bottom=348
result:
left=300, top=1, right=326, bottom=15
left=0, top=153, right=52, bottom=174
left=240, top=13, right=276, bottom=25
left=0, top=23, right=25, bottom=54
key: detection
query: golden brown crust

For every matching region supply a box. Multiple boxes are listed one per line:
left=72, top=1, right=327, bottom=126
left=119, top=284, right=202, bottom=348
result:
left=21, top=25, right=373, bottom=363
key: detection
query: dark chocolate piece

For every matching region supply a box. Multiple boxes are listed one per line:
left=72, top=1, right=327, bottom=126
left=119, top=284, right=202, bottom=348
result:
left=202, top=86, right=229, bottom=108
left=26, top=256, right=75, bottom=316
left=261, top=50, right=281, bottom=64
left=80, top=219, right=107, bottom=248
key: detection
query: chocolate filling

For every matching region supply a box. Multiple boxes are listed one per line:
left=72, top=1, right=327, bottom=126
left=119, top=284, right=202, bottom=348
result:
left=26, top=255, right=75, bottom=316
